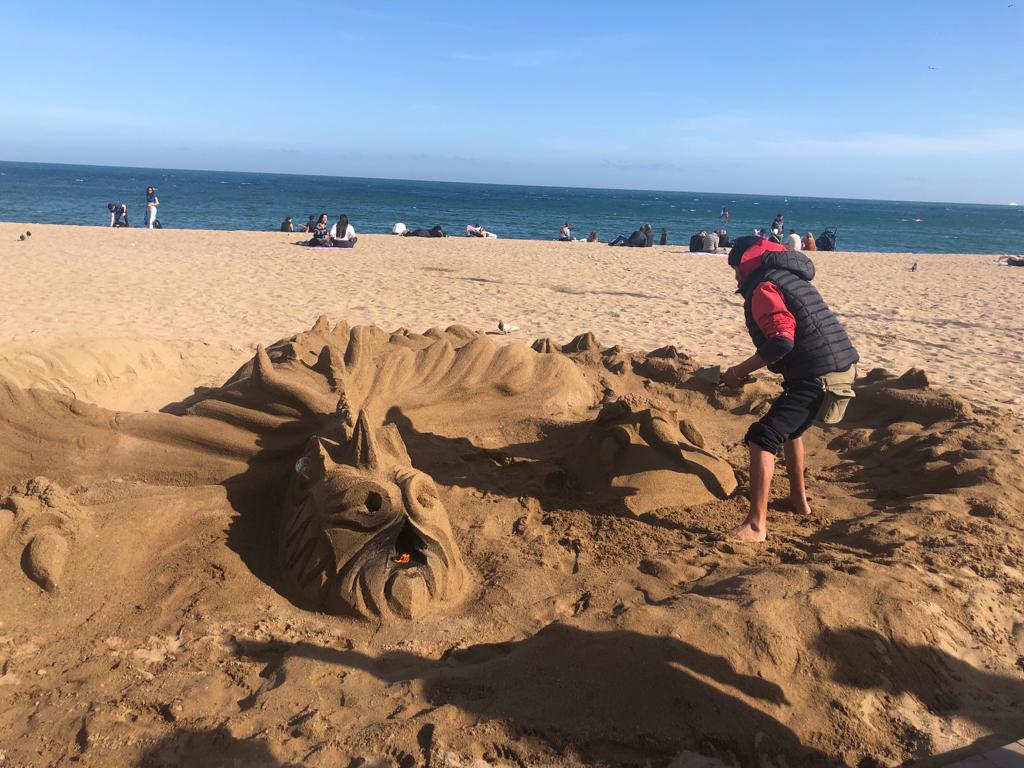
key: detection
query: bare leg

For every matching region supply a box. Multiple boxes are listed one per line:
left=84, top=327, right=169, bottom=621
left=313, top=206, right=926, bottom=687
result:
left=730, top=444, right=774, bottom=543
left=783, top=437, right=812, bottom=516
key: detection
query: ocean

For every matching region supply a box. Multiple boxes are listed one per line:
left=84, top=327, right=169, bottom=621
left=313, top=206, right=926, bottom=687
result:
left=1, top=161, right=1020, bottom=254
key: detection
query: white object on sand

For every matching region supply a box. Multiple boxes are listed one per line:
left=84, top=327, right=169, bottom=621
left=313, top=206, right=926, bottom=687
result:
left=497, top=320, right=519, bottom=335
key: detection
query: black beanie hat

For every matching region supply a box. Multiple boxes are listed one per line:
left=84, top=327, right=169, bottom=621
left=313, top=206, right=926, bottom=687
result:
left=728, top=235, right=763, bottom=267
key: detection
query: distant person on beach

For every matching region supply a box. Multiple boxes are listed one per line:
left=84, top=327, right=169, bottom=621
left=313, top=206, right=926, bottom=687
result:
left=309, top=213, right=331, bottom=246
left=802, top=232, right=817, bottom=251
left=304, top=215, right=316, bottom=233
left=609, top=223, right=651, bottom=247
left=659, top=228, right=668, bottom=246
left=997, top=256, right=1024, bottom=267
left=769, top=214, right=784, bottom=243
left=786, top=229, right=802, bottom=250
left=281, top=216, right=294, bottom=232
left=587, top=231, right=599, bottom=242
left=721, top=207, right=730, bottom=224
left=558, top=223, right=571, bottom=241
left=718, top=229, right=732, bottom=249
left=404, top=225, right=446, bottom=238
left=145, top=187, right=159, bottom=229
left=108, top=202, right=129, bottom=227
left=330, top=214, right=357, bottom=248
left=721, top=235, right=859, bottom=543
left=689, top=231, right=704, bottom=252
left=466, top=224, right=496, bottom=238
left=392, top=222, right=407, bottom=235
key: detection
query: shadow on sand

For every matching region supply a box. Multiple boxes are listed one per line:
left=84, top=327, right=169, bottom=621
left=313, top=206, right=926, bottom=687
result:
left=136, top=726, right=293, bottom=768
left=235, top=623, right=836, bottom=767
left=816, top=627, right=1024, bottom=762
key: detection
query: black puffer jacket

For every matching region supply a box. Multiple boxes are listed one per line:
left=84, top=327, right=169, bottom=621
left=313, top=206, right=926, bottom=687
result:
left=738, top=250, right=859, bottom=381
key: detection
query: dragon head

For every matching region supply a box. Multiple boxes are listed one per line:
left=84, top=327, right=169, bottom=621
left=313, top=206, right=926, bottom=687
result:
left=277, top=410, right=469, bottom=620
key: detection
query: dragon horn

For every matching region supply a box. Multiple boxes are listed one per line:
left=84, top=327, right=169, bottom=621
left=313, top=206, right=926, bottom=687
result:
left=252, top=345, right=328, bottom=415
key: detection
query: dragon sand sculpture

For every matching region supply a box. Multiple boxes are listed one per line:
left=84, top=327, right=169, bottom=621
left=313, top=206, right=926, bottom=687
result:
left=1, top=318, right=739, bottom=621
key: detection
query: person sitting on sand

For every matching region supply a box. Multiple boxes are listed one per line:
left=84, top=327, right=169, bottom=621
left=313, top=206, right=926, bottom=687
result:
left=309, top=213, right=332, bottom=246
left=659, top=228, right=668, bottom=246
left=281, top=216, right=294, bottom=232
left=403, top=225, right=446, bottom=238
left=587, top=231, right=599, bottom=242
left=718, top=229, right=732, bottom=249
left=303, top=215, right=316, bottom=233
left=721, top=236, right=859, bottom=543
left=802, top=232, right=817, bottom=251
left=392, top=222, right=407, bottom=235
left=558, top=223, right=572, bottom=241
left=330, top=214, right=357, bottom=248
left=786, top=228, right=802, bottom=251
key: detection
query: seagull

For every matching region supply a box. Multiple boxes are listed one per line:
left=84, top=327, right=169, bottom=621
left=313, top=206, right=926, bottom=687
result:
left=927, top=65, right=938, bottom=70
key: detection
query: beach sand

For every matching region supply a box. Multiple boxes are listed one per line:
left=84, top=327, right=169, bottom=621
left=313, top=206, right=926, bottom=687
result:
left=1, top=222, right=1023, bottom=767
left=2, top=223, right=1021, bottom=411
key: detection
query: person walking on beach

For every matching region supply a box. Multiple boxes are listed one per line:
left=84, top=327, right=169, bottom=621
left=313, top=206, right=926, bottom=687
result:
left=144, top=187, right=159, bottom=228
left=721, top=236, right=858, bottom=543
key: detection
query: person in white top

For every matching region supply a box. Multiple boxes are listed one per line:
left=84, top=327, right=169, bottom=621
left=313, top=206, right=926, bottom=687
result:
left=330, top=214, right=358, bottom=249
left=392, top=222, right=407, bottom=235
left=785, top=229, right=802, bottom=251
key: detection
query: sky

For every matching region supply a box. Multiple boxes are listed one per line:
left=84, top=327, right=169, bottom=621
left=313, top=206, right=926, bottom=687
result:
left=1, top=0, right=1022, bottom=203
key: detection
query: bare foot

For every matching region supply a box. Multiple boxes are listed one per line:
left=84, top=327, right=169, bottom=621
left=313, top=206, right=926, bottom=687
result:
left=728, top=521, right=767, bottom=543
left=789, top=494, right=813, bottom=516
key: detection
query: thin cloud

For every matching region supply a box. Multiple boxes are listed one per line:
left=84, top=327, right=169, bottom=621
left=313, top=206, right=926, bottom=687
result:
left=449, top=51, right=546, bottom=68
left=760, top=129, right=1024, bottom=157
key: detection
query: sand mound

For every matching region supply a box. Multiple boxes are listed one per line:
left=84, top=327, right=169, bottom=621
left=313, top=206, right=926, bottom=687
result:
left=0, top=318, right=1022, bottom=767
left=0, top=335, right=246, bottom=412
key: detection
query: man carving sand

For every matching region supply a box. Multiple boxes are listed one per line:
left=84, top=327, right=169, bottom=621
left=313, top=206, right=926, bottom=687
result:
left=722, top=236, right=859, bottom=542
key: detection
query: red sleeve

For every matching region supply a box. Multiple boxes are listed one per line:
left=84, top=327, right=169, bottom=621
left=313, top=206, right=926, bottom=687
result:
left=751, top=282, right=795, bottom=341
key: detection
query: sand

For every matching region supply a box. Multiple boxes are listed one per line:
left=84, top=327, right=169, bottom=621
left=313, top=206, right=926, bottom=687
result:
left=2, top=223, right=1022, bottom=412
left=1, top=223, right=1023, bottom=767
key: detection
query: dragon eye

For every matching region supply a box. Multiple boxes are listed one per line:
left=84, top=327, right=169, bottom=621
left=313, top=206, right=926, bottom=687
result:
left=364, top=491, right=383, bottom=513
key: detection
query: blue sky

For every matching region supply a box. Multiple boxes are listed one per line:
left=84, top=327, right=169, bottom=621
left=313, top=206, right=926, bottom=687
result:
left=1, top=0, right=1022, bottom=203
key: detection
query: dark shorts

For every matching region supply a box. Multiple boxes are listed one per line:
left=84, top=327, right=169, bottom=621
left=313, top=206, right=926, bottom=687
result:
left=745, top=377, right=825, bottom=455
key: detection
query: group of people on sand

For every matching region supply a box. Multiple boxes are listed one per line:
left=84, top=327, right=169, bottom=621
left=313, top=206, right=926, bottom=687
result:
left=688, top=229, right=733, bottom=253
left=760, top=213, right=825, bottom=251
left=557, top=222, right=668, bottom=246
left=286, top=213, right=358, bottom=248
left=106, top=186, right=160, bottom=229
